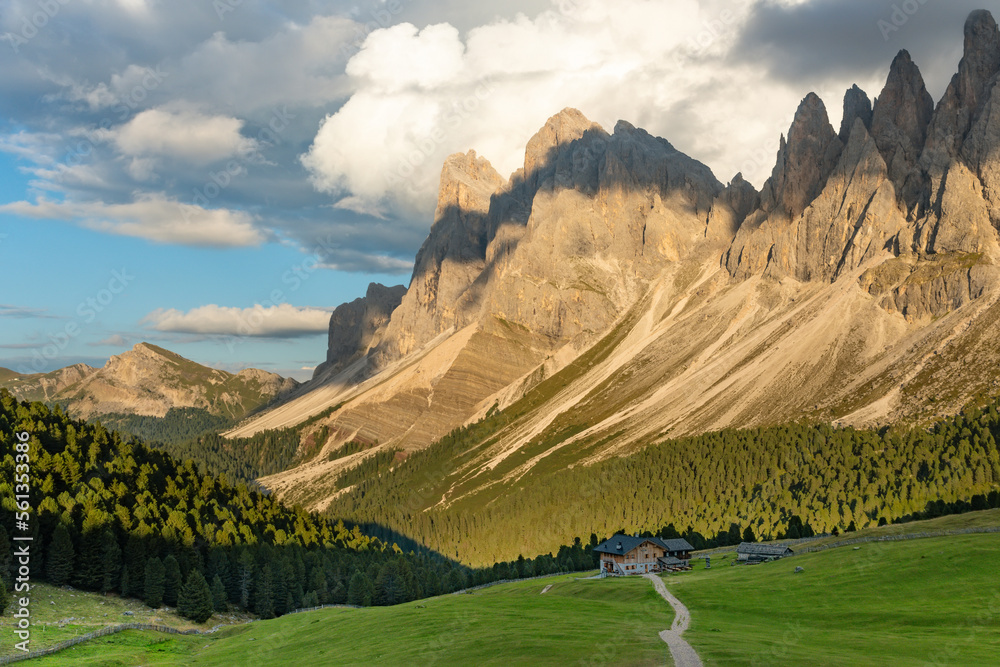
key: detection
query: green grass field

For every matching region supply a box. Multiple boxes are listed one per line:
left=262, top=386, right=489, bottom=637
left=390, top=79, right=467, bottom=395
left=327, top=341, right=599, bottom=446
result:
left=29, top=574, right=674, bottom=666
left=0, top=583, right=249, bottom=659
left=16, top=512, right=1000, bottom=666
left=670, top=533, right=1000, bottom=666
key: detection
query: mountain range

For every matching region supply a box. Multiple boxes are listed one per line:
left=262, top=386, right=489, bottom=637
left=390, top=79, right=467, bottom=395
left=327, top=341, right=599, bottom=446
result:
left=230, top=13, right=1000, bottom=516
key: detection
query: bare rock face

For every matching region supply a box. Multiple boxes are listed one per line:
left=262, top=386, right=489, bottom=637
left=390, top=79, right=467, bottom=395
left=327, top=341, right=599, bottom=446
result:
left=840, top=84, right=873, bottom=142
left=726, top=94, right=844, bottom=279
left=313, top=282, right=406, bottom=379
left=962, top=72, right=1000, bottom=229
left=707, top=173, right=759, bottom=244
left=921, top=10, right=1000, bottom=182
left=373, top=151, right=506, bottom=365
left=870, top=50, right=935, bottom=211
left=761, top=93, right=844, bottom=221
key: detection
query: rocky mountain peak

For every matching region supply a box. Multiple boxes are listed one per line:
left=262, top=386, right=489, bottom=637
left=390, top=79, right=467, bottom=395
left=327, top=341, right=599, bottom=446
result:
left=840, top=84, right=873, bottom=142
left=759, top=92, right=843, bottom=220
left=523, top=108, right=604, bottom=189
left=870, top=50, right=934, bottom=207
left=962, top=10, right=1000, bottom=93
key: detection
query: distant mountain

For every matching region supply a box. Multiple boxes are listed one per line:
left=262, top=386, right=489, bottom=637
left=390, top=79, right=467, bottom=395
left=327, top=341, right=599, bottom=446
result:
left=1, top=342, right=298, bottom=427
left=231, top=11, right=1000, bottom=522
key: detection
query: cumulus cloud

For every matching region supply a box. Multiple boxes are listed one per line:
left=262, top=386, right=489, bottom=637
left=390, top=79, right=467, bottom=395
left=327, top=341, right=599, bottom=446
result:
left=98, top=109, right=258, bottom=166
left=142, top=304, right=333, bottom=338
left=301, top=0, right=814, bottom=214
left=0, top=194, right=265, bottom=247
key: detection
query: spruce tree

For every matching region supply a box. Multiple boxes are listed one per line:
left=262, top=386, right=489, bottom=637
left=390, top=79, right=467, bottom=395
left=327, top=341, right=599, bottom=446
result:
left=46, top=524, right=75, bottom=586
left=346, top=571, right=369, bottom=606
left=144, top=557, right=165, bottom=608
left=177, top=570, right=214, bottom=623
left=254, top=565, right=275, bottom=619
left=75, top=528, right=104, bottom=590
left=122, top=535, right=146, bottom=599
left=101, top=531, right=122, bottom=594
left=163, top=555, right=182, bottom=607
left=211, top=575, right=228, bottom=612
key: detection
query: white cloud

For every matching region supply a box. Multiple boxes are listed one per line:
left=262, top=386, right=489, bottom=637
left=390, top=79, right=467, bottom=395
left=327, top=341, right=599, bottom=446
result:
left=100, top=108, right=258, bottom=166
left=142, top=304, right=333, bottom=338
left=300, top=0, right=814, bottom=217
left=0, top=194, right=264, bottom=247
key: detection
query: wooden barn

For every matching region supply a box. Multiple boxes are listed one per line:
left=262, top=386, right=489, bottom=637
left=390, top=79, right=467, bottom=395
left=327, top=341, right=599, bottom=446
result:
left=736, top=542, right=794, bottom=563
left=593, top=535, right=694, bottom=575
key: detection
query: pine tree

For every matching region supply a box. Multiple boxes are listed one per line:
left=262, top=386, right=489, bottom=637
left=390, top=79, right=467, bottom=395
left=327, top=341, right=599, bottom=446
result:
left=163, top=555, right=182, bottom=607
left=211, top=575, right=228, bottom=612
left=177, top=570, right=214, bottom=623
left=122, top=535, right=146, bottom=599
left=101, top=531, right=122, bottom=594
left=144, top=557, right=165, bottom=608
left=254, top=565, right=275, bottom=619
left=75, top=528, right=104, bottom=590
left=46, top=525, right=75, bottom=586
left=742, top=526, right=756, bottom=543
left=346, top=571, right=369, bottom=606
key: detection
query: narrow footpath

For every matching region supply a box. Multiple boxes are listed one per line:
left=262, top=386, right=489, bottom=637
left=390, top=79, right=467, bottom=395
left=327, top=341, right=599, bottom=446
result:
left=642, top=573, right=703, bottom=667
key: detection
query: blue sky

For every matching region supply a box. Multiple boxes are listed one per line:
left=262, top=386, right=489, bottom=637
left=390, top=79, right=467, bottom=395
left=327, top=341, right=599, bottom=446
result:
left=0, top=0, right=981, bottom=380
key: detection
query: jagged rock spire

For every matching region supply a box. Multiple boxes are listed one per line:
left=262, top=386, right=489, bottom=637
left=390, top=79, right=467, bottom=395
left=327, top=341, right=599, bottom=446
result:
left=840, top=85, right=873, bottom=142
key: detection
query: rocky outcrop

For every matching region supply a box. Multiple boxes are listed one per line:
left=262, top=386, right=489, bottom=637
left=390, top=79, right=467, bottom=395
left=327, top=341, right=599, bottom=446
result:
left=870, top=50, right=934, bottom=212
left=313, top=282, right=406, bottom=379
left=921, top=10, right=1000, bottom=183
left=372, top=151, right=506, bottom=365
left=840, top=84, right=873, bottom=142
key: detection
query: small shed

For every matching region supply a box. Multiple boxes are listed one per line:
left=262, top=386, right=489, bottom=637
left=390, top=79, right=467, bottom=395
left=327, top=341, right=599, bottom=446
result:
left=736, top=543, right=794, bottom=563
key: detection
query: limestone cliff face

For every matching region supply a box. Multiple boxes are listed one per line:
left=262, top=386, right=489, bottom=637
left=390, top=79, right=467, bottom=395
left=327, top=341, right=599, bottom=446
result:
left=313, top=283, right=406, bottom=380
left=372, top=151, right=506, bottom=365
left=725, top=16, right=1000, bottom=320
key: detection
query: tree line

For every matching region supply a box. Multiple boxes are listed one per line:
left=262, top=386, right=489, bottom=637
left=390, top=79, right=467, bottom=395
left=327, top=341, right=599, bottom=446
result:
left=0, top=391, right=597, bottom=621
left=328, top=397, right=1000, bottom=564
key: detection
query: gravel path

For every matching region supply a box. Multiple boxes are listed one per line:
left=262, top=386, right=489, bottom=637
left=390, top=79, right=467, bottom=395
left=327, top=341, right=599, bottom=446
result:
left=540, top=585, right=552, bottom=594
left=643, top=574, right=703, bottom=667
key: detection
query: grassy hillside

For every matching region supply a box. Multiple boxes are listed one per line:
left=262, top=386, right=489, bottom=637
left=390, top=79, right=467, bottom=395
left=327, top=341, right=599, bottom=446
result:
left=0, top=583, right=250, bottom=658
left=671, top=533, right=1000, bottom=666
left=29, top=574, right=673, bottom=666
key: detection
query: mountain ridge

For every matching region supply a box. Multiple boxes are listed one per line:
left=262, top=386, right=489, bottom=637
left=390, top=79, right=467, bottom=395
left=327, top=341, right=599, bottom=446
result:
left=1, top=342, right=299, bottom=422
left=230, top=10, right=1000, bottom=515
